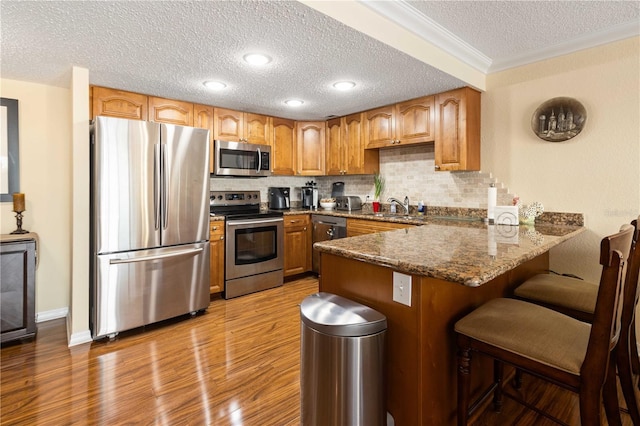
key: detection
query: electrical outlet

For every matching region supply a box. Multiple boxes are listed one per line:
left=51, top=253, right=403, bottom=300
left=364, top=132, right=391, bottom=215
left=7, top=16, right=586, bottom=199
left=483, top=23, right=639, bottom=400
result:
left=393, top=272, right=412, bottom=306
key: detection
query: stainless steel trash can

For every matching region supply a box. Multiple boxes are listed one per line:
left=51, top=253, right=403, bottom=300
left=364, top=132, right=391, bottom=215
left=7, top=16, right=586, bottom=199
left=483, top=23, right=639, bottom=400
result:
left=300, top=292, right=387, bottom=426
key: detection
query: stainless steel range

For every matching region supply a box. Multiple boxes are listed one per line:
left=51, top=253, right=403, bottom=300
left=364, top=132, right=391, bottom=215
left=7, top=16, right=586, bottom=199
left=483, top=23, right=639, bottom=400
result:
left=210, top=191, right=284, bottom=299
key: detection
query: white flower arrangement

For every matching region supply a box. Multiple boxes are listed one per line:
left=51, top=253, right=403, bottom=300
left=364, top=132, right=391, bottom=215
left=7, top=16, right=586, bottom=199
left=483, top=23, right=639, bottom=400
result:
left=512, top=196, right=544, bottom=224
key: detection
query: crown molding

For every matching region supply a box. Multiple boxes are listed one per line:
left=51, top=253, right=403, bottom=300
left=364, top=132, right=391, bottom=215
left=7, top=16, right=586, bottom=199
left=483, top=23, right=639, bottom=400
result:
left=359, top=0, right=493, bottom=73
left=490, top=20, right=640, bottom=72
left=359, top=0, right=639, bottom=75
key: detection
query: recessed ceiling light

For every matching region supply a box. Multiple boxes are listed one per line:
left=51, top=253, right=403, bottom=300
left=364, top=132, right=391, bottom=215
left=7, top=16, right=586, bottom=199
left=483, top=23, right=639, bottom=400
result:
left=203, top=81, right=227, bottom=90
left=333, top=81, right=356, bottom=90
left=285, top=99, right=304, bottom=107
left=243, top=53, right=272, bottom=65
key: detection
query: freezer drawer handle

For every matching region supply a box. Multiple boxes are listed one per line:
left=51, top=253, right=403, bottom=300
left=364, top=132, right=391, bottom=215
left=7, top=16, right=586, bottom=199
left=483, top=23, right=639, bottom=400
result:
left=109, top=247, right=204, bottom=265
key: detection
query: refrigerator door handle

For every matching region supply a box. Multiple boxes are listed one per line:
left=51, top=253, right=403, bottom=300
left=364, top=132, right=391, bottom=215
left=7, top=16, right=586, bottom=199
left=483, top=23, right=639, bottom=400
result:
left=162, top=144, right=169, bottom=229
left=154, top=143, right=161, bottom=230
left=256, top=147, right=261, bottom=174
left=109, top=247, right=204, bottom=265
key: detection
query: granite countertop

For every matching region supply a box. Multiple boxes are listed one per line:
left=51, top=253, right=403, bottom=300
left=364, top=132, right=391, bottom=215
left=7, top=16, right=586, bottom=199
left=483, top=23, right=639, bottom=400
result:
left=313, top=221, right=585, bottom=287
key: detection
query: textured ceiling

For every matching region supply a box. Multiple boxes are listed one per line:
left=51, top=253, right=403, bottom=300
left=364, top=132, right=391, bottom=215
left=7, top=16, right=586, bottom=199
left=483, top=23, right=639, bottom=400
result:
left=1, top=1, right=638, bottom=121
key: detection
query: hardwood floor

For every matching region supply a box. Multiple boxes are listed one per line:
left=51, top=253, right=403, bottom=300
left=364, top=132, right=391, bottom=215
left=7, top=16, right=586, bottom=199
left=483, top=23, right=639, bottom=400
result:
left=1, top=275, right=635, bottom=425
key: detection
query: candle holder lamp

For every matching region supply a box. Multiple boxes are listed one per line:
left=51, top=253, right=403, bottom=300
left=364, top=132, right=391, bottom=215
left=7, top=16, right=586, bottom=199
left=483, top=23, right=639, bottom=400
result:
left=10, top=210, right=29, bottom=234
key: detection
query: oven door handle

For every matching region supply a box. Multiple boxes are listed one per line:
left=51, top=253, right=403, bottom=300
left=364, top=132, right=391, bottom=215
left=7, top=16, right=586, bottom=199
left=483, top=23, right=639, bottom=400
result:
left=227, top=218, right=283, bottom=226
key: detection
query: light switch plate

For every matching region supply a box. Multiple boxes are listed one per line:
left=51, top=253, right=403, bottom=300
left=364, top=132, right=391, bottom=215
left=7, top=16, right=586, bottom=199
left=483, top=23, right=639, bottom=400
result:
left=393, top=272, right=412, bottom=306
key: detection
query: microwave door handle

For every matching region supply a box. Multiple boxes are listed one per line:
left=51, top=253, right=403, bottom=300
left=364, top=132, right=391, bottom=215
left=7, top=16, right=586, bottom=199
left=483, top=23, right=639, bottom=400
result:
left=256, top=147, right=261, bottom=174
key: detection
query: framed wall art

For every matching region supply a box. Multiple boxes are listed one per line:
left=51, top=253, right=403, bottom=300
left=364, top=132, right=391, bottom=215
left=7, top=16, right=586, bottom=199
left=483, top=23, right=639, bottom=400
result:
left=531, top=97, right=586, bottom=142
left=1, top=98, right=20, bottom=202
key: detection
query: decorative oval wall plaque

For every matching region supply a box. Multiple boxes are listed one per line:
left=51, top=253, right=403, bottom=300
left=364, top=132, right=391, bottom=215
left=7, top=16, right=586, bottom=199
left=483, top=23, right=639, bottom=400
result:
left=531, top=97, right=586, bottom=142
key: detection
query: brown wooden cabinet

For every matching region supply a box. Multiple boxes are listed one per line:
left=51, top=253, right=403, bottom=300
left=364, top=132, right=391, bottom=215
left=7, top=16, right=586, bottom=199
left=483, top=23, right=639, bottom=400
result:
left=284, top=214, right=311, bottom=276
left=435, top=87, right=481, bottom=171
left=1, top=237, right=37, bottom=344
left=271, top=117, right=296, bottom=175
left=346, top=218, right=415, bottom=237
left=194, top=104, right=215, bottom=174
left=327, top=113, right=379, bottom=176
left=296, top=121, right=326, bottom=175
left=364, top=105, right=395, bottom=148
left=209, top=221, right=225, bottom=294
left=395, top=96, right=435, bottom=145
left=149, top=96, right=193, bottom=126
left=365, top=96, right=435, bottom=149
left=213, top=108, right=271, bottom=145
left=91, top=86, right=148, bottom=120
left=325, top=117, right=343, bottom=175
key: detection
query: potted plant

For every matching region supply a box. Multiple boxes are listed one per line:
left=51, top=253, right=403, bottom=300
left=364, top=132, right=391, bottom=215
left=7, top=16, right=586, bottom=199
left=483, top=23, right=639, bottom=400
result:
left=373, top=173, right=384, bottom=213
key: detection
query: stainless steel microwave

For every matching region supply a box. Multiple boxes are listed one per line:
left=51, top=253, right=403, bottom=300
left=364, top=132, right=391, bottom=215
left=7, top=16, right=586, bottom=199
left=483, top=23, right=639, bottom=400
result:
left=213, top=140, right=271, bottom=177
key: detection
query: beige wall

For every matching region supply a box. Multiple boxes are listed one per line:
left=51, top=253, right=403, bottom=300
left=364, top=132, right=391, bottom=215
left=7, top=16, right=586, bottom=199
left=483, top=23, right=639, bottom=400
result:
left=3, top=37, right=638, bottom=340
left=483, top=37, right=640, bottom=282
left=0, top=79, right=72, bottom=317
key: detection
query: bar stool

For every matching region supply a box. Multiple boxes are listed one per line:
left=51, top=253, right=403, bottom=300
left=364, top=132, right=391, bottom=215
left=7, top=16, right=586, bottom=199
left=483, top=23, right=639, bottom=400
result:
left=514, top=217, right=640, bottom=423
left=455, top=224, right=634, bottom=425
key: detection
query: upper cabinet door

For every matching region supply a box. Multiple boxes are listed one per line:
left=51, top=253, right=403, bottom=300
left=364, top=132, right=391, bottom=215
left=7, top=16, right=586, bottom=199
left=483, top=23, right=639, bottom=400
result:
left=194, top=104, right=214, bottom=174
left=271, top=117, right=296, bottom=176
left=213, top=108, right=243, bottom=142
left=395, top=96, right=435, bottom=145
left=364, top=105, right=395, bottom=149
left=296, top=122, right=325, bottom=176
left=148, top=96, right=193, bottom=126
left=344, top=112, right=378, bottom=175
left=91, top=87, right=148, bottom=121
left=325, top=117, right=343, bottom=175
left=435, top=87, right=481, bottom=171
left=244, top=113, right=271, bottom=145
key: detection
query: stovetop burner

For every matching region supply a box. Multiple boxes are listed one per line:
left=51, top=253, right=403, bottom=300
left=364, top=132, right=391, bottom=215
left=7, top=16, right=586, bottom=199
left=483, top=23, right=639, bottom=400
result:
left=209, top=190, right=283, bottom=219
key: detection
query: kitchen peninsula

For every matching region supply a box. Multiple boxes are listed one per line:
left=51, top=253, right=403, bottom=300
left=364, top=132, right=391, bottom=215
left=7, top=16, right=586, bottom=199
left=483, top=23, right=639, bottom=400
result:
left=314, top=218, right=585, bottom=425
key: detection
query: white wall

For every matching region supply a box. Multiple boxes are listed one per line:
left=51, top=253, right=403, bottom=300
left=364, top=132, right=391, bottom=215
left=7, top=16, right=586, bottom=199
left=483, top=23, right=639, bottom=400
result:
left=0, top=79, right=72, bottom=319
left=483, top=37, right=640, bottom=282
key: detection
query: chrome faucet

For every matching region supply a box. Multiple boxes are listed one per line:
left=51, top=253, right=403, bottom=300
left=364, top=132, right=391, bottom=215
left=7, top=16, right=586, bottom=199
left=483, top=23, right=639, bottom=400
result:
left=387, top=196, right=410, bottom=215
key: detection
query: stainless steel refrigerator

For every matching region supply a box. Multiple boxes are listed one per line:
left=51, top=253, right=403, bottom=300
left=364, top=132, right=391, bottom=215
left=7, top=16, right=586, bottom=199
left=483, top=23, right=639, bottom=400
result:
left=90, top=116, right=210, bottom=339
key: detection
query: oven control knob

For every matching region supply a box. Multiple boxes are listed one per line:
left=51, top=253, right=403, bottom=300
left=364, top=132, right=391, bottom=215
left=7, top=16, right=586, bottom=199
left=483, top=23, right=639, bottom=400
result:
left=217, top=195, right=223, bottom=200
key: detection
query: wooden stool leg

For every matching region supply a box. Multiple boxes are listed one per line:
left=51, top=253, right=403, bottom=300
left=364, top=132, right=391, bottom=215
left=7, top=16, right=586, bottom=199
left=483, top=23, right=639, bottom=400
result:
left=457, top=346, right=472, bottom=426
left=603, top=356, right=622, bottom=426
left=493, top=359, right=504, bottom=412
left=514, top=368, right=523, bottom=389
left=618, top=340, right=640, bottom=424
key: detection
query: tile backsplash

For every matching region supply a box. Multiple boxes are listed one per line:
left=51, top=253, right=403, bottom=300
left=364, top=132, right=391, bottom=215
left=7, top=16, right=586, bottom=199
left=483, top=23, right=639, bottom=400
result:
left=209, top=144, right=514, bottom=209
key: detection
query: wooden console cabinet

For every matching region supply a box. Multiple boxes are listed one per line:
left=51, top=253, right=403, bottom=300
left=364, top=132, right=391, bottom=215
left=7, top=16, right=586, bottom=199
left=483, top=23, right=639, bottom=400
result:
left=1, top=236, right=37, bottom=344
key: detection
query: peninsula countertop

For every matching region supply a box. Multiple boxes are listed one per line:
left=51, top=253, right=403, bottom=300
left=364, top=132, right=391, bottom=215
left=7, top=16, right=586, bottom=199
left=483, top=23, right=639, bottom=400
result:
left=314, top=220, right=585, bottom=287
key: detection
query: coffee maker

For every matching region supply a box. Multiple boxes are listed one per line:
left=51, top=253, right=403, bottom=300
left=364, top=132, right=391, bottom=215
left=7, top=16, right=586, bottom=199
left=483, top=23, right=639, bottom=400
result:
left=301, top=181, right=318, bottom=209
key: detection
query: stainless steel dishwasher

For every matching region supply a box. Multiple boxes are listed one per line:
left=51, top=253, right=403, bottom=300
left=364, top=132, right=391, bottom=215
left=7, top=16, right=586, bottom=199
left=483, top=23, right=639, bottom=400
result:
left=312, top=215, right=347, bottom=273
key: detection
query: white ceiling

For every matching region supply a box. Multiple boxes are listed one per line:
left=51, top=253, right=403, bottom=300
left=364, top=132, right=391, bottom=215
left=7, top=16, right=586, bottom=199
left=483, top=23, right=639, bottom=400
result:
left=1, top=1, right=638, bottom=121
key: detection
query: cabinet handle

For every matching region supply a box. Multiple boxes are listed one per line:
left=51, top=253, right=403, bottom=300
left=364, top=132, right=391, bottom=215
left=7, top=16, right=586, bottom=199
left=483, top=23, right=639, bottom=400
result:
left=220, top=236, right=224, bottom=240
left=212, top=226, right=218, bottom=231
left=435, top=165, right=440, bottom=170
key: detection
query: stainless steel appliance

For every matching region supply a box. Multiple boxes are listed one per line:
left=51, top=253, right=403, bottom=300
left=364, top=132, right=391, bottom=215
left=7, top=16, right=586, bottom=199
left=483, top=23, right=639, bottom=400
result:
left=312, top=215, right=347, bottom=273
left=331, top=181, right=345, bottom=198
left=336, top=195, right=362, bottom=211
left=302, top=186, right=318, bottom=209
left=210, top=191, right=284, bottom=299
left=213, top=140, right=271, bottom=177
left=90, top=116, right=210, bottom=340
left=268, top=187, right=290, bottom=210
